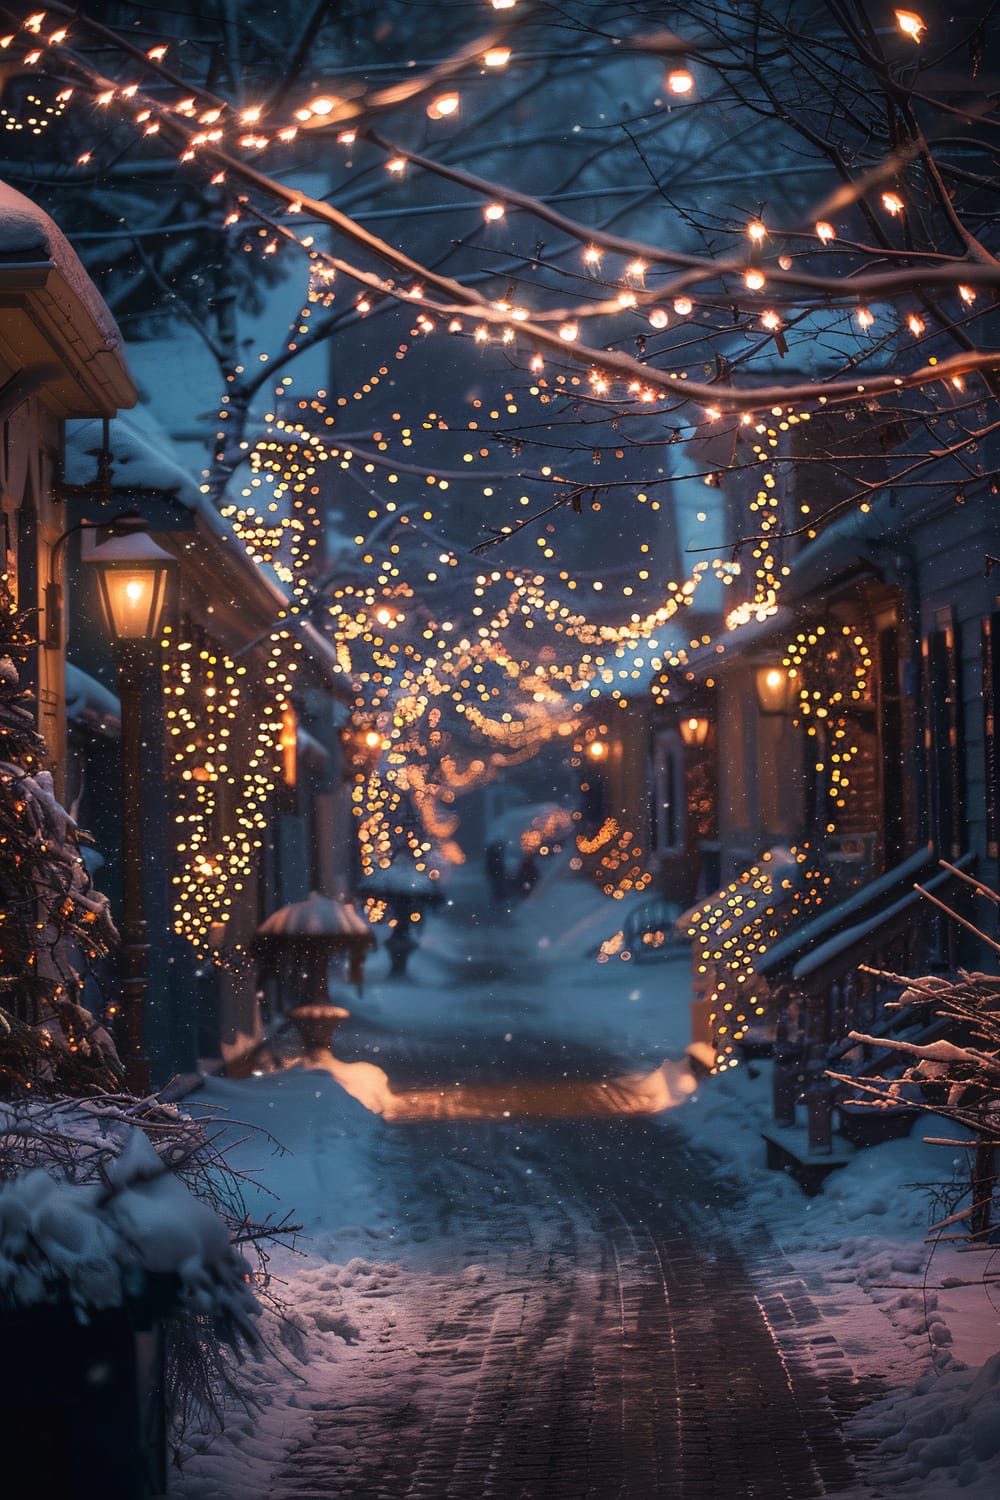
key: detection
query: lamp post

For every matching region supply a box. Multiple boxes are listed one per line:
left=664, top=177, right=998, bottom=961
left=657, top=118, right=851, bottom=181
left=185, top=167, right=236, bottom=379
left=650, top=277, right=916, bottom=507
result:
left=85, top=527, right=177, bottom=1094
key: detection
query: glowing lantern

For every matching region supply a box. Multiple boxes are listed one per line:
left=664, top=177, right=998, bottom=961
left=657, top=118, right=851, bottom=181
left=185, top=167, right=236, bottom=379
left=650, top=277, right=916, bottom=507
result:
left=755, top=665, right=798, bottom=716
left=86, top=528, right=177, bottom=641
left=679, top=715, right=710, bottom=748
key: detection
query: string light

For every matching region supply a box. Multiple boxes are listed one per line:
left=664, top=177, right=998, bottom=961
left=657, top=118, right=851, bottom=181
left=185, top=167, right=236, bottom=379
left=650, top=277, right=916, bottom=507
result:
left=895, top=9, right=925, bottom=41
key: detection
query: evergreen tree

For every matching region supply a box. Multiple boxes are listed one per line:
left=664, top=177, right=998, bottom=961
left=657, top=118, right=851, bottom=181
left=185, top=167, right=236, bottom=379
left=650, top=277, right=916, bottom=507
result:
left=0, top=584, right=122, bottom=1095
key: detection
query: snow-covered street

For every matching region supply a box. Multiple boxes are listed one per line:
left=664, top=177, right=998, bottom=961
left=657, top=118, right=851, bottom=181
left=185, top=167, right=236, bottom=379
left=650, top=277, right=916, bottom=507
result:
left=169, top=868, right=1000, bottom=1500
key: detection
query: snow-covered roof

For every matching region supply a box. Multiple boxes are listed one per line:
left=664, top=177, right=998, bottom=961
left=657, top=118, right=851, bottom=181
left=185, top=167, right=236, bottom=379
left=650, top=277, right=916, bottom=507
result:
left=67, top=413, right=352, bottom=698
left=0, top=181, right=123, bottom=356
left=65, top=414, right=203, bottom=509
left=588, top=627, right=693, bottom=699
left=65, top=661, right=119, bottom=737
left=0, top=180, right=134, bottom=415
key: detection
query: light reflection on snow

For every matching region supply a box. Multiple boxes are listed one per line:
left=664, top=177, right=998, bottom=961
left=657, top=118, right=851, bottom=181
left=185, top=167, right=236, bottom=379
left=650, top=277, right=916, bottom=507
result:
left=299, top=1051, right=697, bottom=1122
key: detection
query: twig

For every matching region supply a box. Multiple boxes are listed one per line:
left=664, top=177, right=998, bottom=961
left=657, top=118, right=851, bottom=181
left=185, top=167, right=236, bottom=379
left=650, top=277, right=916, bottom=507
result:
left=913, top=882, right=1000, bottom=956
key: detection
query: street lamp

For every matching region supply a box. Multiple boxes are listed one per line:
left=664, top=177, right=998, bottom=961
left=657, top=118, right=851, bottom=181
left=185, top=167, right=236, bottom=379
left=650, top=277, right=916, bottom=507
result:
left=85, top=525, right=177, bottom=1094
left=678, top=714, right=710, bottom=748
left=755, top=663, right=798, bottom=716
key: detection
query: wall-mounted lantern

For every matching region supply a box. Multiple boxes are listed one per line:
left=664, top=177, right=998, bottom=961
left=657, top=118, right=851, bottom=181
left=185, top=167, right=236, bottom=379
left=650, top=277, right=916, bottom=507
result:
left=87, top=529, right=177, bottom=642
left=678, top=714, right=710, bottom=748
left=754, top=664, right=798, bottom=716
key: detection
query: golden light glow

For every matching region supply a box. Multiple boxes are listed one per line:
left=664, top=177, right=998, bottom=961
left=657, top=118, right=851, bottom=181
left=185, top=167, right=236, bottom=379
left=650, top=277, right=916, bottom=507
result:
left=427, top=92, right=460, bottom=120
left=895, top=9, right=925, bottom=41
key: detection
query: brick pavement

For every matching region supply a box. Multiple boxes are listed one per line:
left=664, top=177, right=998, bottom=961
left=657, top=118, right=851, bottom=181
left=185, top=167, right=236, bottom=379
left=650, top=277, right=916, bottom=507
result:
left=271, top=1098, right=886, bottom=1500
left=271, top=905, right=885, bottom=1498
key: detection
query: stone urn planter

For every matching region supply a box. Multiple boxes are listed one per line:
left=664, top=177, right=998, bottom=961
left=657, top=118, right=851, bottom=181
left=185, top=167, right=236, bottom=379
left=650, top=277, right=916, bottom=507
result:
left=288, top=1003, right=351, bottom=1054
left=254, top=892, right=376, bottom=1021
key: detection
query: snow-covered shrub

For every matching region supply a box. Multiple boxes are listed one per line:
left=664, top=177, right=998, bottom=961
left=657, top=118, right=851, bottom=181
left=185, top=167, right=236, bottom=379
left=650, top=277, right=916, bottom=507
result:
left=0, top=1090, right=297, bottom=1455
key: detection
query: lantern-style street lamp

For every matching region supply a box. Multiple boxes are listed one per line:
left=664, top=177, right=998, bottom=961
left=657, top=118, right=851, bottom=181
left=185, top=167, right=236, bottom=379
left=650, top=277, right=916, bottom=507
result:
left=755, top=663, right=798, bottom=716
left=678, top=714, right=710, bottom=748
left=85, top=524, right=177, bottom=1094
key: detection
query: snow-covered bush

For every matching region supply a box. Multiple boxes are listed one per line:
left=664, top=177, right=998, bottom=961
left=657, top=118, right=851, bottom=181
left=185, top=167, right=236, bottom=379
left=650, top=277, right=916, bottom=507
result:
left=836, top=956, right=1000, bottom=1239
left=0, top=1090, right=297, bottom=1454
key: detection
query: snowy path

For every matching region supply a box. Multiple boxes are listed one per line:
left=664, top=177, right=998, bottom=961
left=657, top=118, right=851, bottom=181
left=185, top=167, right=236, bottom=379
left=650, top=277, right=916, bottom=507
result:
left=268, top=1065, right=875, bottom=1499
left=177, top=879, right=997, bottom=1499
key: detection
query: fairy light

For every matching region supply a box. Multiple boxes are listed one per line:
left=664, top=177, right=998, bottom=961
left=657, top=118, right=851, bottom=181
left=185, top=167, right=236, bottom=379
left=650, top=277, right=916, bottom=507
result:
left=667, top=69, right=694, bottom=94
left=24, top=24, right=970, bottom=920
left=895, top=9, right=925, bottom=41
left=686, top=847, right=831, bottom=1069
left=881, top=191, right=904, bottom=215
left=427, top=92, right=460, bottom=119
